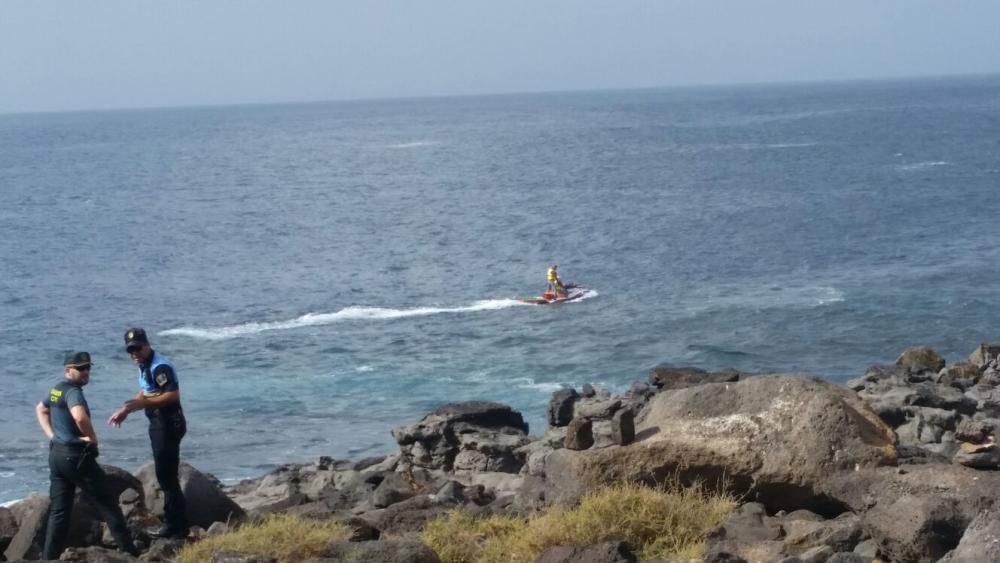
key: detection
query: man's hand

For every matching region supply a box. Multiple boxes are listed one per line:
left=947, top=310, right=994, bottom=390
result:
left=124, top=397, right=147, bottom=412
left=107, top=407, right=130, bottom=428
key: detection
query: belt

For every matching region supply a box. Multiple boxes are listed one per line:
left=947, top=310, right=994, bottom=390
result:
left=50, top=441, right=88, bottom=453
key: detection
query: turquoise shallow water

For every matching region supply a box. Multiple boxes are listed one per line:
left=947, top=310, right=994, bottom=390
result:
left=3, top=76, right=1000, bottom=502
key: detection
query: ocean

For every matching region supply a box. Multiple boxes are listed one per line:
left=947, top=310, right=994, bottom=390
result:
left=2, top=75, right=1000, bottom=503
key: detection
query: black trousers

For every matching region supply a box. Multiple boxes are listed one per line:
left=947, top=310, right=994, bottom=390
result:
left=149, top=418, right=188, bottom=530
left=44, top=443, right=136, bottom=560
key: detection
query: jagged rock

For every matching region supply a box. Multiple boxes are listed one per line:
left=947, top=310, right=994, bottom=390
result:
left=532, top=540, right=636, bottom=563
left=322, top=472, right=383, bottom=511
left=0, top=506, right=16, bottom=555
left=591, top=420, right=615, bottom=449
left=3, top=494, right=48, bottom=561
left=865, top=494, right=965, bottom=563
left=610, top=409, right=635, bottom=446
left=57, top=545, right=139, bottom=562
left=954, top=418, right=996, bottom=443
left=393, top=401, right=530, bottom=473
left=780, top=512, right=864, bottom=554
left=823, top=464, right=1000, bottom=563
left=575, top=398, right=622, bottom=420
left=545, top=375, right=896, bottom=514
left=548, top=389, right=579, bottom=427
left=581, top=383, right=597, bottom=398
left=371, top=473, right=416, bottom=509
left=224, top=461, right=346, bottom=514
left=541, top=427, right=567, bottom=448
left=937, top=362, right=981, bottom=390
left=319, top=538, right=441, bottom=563
left=143, top=537, right=187, bottom=561
left=342, top=516, right=380, bottom=542
left=136, top=462, right=245, bottom=528
left=852, top=538, right=878, bottom=559
left=705, top=503, right=860, bottom=562
left=518, top=441, right=550, bottom=477
left=363, top=495, right=457, bottom=535
left=938, top=508, right=1000, bottom=562
left=648, top=366, right=739, bottom=390
left=897, top=346, right=946, bottom=374
left=952, top=441, right=1000, bottom=469
left=512, top=475, right=548, bottom=513
left=968, top=343, right=1000, bottom=369
left=564, top=417, right=594, bottom=450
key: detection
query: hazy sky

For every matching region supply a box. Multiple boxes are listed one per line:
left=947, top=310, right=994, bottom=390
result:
left=2, top=1, right=999, bottom=114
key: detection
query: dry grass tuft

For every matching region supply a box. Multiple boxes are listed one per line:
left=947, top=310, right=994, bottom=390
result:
left=177, top=514, right=349, bottom=563
left=421, top=482, right=735, bottom=563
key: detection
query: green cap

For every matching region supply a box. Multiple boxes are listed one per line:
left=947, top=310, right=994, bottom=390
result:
left=64, top=351, right=92, bottom=368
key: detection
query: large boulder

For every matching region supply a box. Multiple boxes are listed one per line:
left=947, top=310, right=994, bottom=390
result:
left=0, top=505, right=16, bottom=554
left=3, top=494, right=48, bottom=561
left=392, top=402, right=530, bottom=473
left=544, top=374, right=896, bottom=514
left=136, top=462, right=245, bottom=528
left=896, top=346, right=946, bottom=374
left=968, top=343, right=1000, bottom=369
left=939, top=509, right=1000, bottom=563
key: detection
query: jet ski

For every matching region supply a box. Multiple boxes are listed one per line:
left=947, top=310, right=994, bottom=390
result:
left=517, top=284, right=592, bottom=305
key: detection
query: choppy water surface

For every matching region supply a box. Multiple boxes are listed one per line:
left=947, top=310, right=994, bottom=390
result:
left=3, top=76, right=1000, bottom=501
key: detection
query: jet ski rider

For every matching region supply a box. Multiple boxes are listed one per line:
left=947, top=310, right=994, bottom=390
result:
left=547, top=264, right=566, bottom=297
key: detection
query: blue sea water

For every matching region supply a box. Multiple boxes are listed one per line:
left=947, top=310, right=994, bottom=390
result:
left=3, top=75, right=1000, bottom=503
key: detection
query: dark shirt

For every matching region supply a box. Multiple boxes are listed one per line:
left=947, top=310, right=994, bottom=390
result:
left=139, top=353, right=184, bottom=422
left=42, top=380, right=88, bottom=446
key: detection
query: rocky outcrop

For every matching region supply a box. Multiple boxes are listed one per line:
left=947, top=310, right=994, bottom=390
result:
left=821, top=463, right=1000, bottom=562
left=939, top=509, right=1000, bottom=562
left=392, top=401, right=530, bottom=473
left=850, top=344, right=1000, bottom=469
left=3, top=494, right=48, bottom=561
left=0, top=505, right=17, bottom=555
left=136, top=462, right=246, bottom=528
left=544, top=374, right=896, bottom=514
left=705, top=503, right=867, bottom=562
left=16, top=342, right=1000, bottom=563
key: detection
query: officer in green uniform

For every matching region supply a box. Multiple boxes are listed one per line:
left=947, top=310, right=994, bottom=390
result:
left=36, top=352, right=139, bottom=560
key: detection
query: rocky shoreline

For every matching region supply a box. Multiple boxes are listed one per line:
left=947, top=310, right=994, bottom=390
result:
left=4, top=343, right=1000, bottom=563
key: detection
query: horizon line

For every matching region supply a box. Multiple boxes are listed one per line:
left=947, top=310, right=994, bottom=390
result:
left=2, top=70, right=999, bottom=118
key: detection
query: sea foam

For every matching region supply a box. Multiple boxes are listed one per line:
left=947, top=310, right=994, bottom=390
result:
left=161, top=298, right=534, bottom=341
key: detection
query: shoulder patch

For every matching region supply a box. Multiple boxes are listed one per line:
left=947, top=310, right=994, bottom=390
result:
left=155, top=372, right=169, bottom=387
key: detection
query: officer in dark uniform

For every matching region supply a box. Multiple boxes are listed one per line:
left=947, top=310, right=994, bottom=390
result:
left=107, top=328, right=189, bottom=539
left=37, top=351, right=139, bottom=559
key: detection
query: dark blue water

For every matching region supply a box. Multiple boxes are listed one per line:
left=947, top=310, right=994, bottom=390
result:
left=3, top=76, right=1000, bottom=503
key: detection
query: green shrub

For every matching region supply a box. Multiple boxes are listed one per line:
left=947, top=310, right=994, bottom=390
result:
left=177, top=514, right=349, bottom=563
left=421, top=482, right=735, bottom=563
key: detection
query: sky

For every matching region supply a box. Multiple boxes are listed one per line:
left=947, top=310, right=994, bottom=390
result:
left=1, top=1, right=999, bottom=114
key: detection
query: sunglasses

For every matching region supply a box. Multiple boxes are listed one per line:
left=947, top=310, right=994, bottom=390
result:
left=73, top=365, right=92, bottom=371
left=127, top=346, right=143, bottom=354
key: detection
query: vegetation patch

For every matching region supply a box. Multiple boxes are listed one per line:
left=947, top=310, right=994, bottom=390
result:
left=177, top=514, right=349, bottom=563
left=421, top=482, right=735, bottom=563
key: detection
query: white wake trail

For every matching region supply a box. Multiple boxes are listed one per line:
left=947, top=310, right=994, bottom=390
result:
left=160, top=298, right=530, bottom=341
